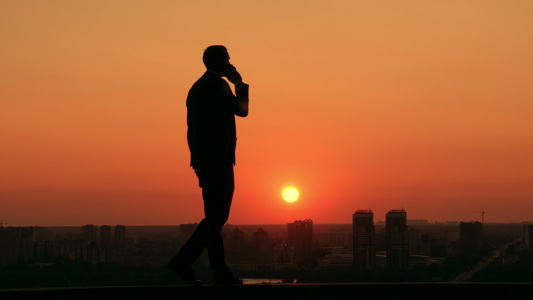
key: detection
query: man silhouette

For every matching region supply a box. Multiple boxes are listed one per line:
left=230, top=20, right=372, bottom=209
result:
left=168, top=45, right=249, bottom=285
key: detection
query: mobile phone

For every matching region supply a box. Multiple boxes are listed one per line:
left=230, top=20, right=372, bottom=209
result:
left=221, top=61, right=234, bottom=72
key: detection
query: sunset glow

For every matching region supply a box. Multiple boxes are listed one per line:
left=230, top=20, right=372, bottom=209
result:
left=1, top=1, right=533, bottom=226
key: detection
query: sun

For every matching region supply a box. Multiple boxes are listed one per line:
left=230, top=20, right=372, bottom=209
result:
left=282, top=187, right=299, bottom=203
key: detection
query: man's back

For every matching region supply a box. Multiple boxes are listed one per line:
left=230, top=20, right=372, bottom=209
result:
left=187, top=71, right=238, bottom=167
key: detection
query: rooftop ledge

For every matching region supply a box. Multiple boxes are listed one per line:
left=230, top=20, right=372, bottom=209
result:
left=1, top=283, right=532, bottom=300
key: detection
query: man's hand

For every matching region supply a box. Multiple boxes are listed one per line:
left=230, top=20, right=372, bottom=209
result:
left=225, top=65, right=243, bottom=84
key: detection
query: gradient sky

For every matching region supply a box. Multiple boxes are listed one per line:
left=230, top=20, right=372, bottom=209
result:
left=1, top=1, right=532, bottom=226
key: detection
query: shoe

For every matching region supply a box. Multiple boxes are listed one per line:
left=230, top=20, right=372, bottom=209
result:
left=213, top=270, right=243, bottom=285
left=168, top=261, right=202, bottom=286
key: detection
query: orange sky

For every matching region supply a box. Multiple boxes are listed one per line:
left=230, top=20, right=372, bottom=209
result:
left=1, top=1, right=533, bottom=226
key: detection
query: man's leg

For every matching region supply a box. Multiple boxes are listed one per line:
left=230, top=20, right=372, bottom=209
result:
left=167, top=165, right=220, bottom=285
left=200, top=163, right=242, bottom=284
left=202, top=178, right=233, bottom=272
left=169, top=163, right=241, bottom=284
left=169, top=218, right=209, bottom=263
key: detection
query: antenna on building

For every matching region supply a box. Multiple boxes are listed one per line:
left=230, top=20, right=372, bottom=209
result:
left=476, top=210, right=485, bottom=223
left=0, top=221, right=7, bottom=228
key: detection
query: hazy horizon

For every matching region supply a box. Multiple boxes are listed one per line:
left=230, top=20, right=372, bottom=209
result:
left=9, top=218, right=530, bottom=228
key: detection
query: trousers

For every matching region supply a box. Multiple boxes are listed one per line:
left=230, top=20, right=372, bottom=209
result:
left=172, top=163, right=234, bottom=271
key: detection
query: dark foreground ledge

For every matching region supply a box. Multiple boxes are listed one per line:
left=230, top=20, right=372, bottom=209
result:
left=1, top=283, right=532, bottom=300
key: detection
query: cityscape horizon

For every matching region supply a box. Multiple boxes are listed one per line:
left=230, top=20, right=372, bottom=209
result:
left=3, top=208, right=533, bottom=289
left=4, top=210, right=531, bottom=228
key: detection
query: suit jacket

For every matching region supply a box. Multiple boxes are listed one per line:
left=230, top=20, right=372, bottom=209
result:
left=186, top=71, right=249, bottom=168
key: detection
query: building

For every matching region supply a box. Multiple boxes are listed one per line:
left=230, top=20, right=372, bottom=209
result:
left=319, top=252, right=353, bottom=269
left=386, top=209, right=409, bottom=270
left=287, top=219, right=313, bottom=264
left=252, top=228, right=272, bottom=268
left=460, top=221, right=483, bottom=256
left=0, top=228, right=18, bottom=265
left=353, top=209, right=376, bottom=269
left=273, top=242, right=295, bottom=269
left=227, top=228, right=245, bottom=250
left=82, top=224, right=98, bottom=243
left=100, top=225, right=112, bottom=248
left=524, top=224, right=533, bottom=251
left=0, top=227, right=36, bottom=265
left=253, top=228, right=269, bottom=246
left=114, top=225, right=126, bottom=245
left=316, top=233, right=351, bottom=249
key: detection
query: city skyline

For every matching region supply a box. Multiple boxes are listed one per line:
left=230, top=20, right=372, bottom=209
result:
left=0, top=206, right=514, bottom=227
left=2, top=209, right=532, bottom=290
left=0, top=211, right=516, bottom=275
left=0, top=209, right=501, bottom=228
left=0, top=208, right=502, bottom=227
left=2, top=1, right=533, bottom=226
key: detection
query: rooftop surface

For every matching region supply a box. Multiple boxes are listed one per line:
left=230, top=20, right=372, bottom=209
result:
left=1, top=283, right=532, bottom=300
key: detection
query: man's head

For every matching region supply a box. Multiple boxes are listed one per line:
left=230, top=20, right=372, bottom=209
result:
left=203, top=45, right=231, bottom=75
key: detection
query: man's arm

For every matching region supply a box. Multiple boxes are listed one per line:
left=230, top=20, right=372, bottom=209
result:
left=226, top=68, right=249, bottom=117
left=233, top=82, right=249, bottom=117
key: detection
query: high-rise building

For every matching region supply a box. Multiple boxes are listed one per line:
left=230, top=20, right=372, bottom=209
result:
left=253, top=228, right=269, bottom=246
left=460, top=221, right=483, bottom=256
left=253, top=228, right=271, bottom=268
left=353, top=209, right=375, bottom=270
left=287, top=219, right=313, bottom=264
left=114, top=225, right=126, bottom=245
left=82, top=224, right=98, bottom=243
left=0, top=228, right=18, bottom=265
left=386, top=209, right=409, bottom=270
left=100, top=225, right=112, bottom=248
left=227, top=228, right=245, bottom=250
left=524, top=224, right=533, bottom=251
